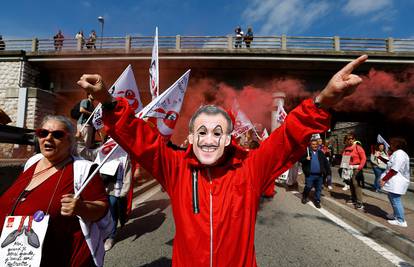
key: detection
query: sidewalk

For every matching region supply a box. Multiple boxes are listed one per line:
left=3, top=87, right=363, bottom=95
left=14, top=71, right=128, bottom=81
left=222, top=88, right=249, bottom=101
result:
left=294, top=168, right=414, bottom=260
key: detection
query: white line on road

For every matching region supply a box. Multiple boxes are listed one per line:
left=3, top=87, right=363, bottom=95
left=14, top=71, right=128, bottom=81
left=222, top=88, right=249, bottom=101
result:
left=132, top=184, right=161, bottom=208
left=291, top=191, right=413, bottom=267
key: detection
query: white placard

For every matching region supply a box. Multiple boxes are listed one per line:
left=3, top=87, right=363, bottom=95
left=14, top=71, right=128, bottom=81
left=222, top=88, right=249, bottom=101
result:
left=340, top=155, right=351, bottom=169
left=0, top=215, right=49, bottom=267
left=99, top=160, right=120, bottom=176
left=278, top=169, right=290, bottom=181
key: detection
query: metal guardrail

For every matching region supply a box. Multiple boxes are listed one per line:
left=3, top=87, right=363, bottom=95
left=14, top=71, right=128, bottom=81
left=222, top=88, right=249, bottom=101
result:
left=0, top=35, right=414, bottom=53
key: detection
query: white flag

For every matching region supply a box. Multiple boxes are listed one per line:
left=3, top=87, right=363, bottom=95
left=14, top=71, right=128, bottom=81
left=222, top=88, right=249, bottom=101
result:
left=231, top=100, right=254, bottom=138
left=92, top=104, right=104, bottom=130
left=149, top=27, right=159, bottom=100
left=95, top=138, right=127, bottom=176
left=276, top=104, right=287, bottom=124
left=139, top=70, right=191, bottom=138
left=377, top=134, right=390, bottom=152
left=93, top=65, right=143, bottom=129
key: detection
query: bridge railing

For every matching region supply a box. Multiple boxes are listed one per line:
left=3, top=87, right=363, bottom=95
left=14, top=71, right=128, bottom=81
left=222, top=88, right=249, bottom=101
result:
left=1, top=35, right=414, bottom=53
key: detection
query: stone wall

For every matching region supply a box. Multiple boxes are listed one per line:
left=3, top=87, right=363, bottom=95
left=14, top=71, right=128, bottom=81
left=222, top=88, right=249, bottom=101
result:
left=0, top=60, right=53, bottom=158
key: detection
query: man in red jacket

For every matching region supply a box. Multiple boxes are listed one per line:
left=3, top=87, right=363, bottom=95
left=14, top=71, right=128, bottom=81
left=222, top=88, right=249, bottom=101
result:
left=77, top=55, right=367, bottom=267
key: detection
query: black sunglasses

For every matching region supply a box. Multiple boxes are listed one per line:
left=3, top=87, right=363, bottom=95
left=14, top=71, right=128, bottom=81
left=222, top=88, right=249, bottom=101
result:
left=35, top=129, right=67, bottom=139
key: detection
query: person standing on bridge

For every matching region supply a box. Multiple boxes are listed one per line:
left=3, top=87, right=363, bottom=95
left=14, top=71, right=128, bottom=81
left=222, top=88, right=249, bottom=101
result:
left=53, top=30, right=64, bottom=51
left=244, top=27, right=254, bottom=48
left=0, top=35, right=5, bottom=51
left=77, top=55, right=368, bottom=267
left=235, top=26, right=243, bottom=48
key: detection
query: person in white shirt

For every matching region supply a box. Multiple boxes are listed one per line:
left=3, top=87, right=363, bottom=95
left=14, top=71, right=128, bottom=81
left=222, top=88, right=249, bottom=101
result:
left=380, top=137, right=410, bottom=227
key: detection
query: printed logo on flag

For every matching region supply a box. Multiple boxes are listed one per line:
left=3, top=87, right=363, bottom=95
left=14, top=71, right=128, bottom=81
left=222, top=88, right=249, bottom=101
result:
left=93, top=65, right=143, bottom=130
left=140, top=70, right=190, bottom=139
left=6, top=217, right=14, bottom=228
left=93, top=108, right=103, bottom=130
left=101, top=140, right=117, bottom=155
left=231, top=100, right=254, bottom=138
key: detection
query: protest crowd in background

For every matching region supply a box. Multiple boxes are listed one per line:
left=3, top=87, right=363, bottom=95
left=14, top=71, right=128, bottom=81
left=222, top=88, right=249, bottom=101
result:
left=0, top=24, right=412, bottom=267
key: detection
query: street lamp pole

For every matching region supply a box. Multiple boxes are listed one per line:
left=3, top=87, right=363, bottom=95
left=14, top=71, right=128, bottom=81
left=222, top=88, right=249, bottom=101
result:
left=98, top=16, right=104, bottom=49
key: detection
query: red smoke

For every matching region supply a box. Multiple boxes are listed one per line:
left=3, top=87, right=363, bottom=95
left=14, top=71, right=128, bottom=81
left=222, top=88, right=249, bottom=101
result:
left=336, top=68, right=414, bottom=121
left=171, top=68, right=414, bottom=143
left=171, top=77, right=310, bottom=143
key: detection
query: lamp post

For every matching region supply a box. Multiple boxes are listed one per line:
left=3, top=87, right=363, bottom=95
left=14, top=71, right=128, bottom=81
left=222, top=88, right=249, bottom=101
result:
left=98, top=16, right=104, bottom=49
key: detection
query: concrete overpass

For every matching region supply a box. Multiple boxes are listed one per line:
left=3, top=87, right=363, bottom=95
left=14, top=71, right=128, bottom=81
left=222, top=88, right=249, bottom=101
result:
left=0, top=34, right=413, bottom=157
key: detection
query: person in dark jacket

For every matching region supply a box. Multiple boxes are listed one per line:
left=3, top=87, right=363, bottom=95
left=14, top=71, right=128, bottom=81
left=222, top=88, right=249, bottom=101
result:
left=300, top=139, right=331, bottom=208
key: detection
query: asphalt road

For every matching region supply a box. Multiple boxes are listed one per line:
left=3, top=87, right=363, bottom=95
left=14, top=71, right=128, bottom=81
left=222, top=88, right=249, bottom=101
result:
left=105, top=186, right=413, bottom=267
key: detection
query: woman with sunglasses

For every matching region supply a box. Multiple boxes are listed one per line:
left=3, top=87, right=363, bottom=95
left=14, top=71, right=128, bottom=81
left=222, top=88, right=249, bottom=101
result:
left=0, top=115, right=109, bottom=267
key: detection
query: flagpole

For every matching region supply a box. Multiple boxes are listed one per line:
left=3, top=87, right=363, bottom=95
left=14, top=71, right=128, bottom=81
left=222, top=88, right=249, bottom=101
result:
left=74, top=143, right=119, bottom=198
left=156, top=27, right=159, bottom=97
left=79, top=103, right=102, bottom=133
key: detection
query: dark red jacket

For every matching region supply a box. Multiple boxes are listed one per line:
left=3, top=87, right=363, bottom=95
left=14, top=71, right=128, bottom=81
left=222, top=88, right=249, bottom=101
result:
left=103, top=98, right=330, bottom=267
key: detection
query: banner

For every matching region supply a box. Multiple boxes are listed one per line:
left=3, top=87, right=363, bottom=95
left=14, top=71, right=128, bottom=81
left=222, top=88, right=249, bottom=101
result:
left=93, top=65, right=143, bottom=129
left=139, top=70, right=190, bottom=138
left=231, top=100, right=254, bottom=138
left=149, top=27, right=159, bottom=100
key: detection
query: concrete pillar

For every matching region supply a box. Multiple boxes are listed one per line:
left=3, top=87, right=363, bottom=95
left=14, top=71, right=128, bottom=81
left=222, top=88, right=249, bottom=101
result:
left=176, top=35, right=181, bottom=50
left=334, top=36, right=340, bottom=51
left=227, top=35, right=233, bottom=50
left=31, top=38, right=38, bottom=52
left=281, top=35, right=287, bottom=50
left=271, top=92, right=286, bottom=131
left=125, top=35, right=131, bottom=52
left=387, top=37, right=394, bottom=53
left=16, top=87, right=28, bottom=128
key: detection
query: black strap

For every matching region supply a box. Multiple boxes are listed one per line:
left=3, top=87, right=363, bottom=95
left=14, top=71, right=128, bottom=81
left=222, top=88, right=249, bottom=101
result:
left=192, top=169, right=199, bottom=214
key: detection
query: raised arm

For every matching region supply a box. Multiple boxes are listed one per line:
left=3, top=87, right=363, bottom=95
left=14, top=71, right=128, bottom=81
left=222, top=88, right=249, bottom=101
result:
left=77, top=75, right=180, bottom=192
left=247, top=55, right=368, bottom=192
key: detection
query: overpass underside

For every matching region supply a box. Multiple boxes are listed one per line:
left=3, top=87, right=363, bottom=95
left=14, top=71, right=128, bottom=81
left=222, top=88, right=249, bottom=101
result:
left=1, top=49, right=413, bottom=154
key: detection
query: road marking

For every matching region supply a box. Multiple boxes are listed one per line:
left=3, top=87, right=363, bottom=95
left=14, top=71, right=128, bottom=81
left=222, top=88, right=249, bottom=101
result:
left=291, top=191, right=412, bottom=267
left=133, top=184, right=161, bottom=208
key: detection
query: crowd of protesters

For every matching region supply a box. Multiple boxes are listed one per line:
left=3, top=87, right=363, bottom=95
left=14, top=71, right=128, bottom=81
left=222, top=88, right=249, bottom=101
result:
left=0, top=53, right=411, bottom=267
left=291, top=131, right=410, bottom=227
left=237, top=121, right=411, bottom=227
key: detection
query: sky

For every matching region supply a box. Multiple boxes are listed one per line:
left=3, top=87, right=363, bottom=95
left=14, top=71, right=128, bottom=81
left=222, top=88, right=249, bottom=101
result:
left=0, top=0, right=413, bottom=39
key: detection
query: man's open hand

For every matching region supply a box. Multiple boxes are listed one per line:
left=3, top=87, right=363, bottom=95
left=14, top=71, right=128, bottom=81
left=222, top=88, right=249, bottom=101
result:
left=318, top=55, right=368, bottom=108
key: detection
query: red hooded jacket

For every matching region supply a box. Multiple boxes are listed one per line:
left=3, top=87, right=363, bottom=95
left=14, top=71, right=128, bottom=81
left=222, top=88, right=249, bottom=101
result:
left=103, top=98, right=330, bottom=267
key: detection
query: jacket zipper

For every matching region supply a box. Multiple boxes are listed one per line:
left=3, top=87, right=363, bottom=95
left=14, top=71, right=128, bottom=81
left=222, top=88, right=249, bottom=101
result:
left=207, top=168, right=213, bottom=267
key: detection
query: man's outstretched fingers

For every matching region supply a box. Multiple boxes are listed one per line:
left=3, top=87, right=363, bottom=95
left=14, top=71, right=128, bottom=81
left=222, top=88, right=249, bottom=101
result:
left=339, top=55, right=368, bottom=75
